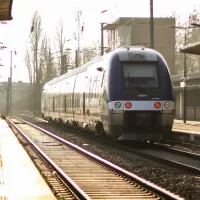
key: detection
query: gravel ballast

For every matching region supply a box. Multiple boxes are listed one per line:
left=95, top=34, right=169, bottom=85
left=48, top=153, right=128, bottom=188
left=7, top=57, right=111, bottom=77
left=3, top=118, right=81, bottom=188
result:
left=18, top=116, right=200, bottom=200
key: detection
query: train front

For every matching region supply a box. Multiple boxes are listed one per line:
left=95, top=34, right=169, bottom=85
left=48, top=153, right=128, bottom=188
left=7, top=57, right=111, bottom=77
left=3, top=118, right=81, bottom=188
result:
left=107, top=47, right=175, bottom=141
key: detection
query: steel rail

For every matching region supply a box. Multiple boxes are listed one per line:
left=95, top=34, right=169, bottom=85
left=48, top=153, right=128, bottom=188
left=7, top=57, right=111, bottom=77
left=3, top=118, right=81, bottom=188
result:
left=11, top=116, right=184, bottom=200
left=6, top=117, right=91, bottom=200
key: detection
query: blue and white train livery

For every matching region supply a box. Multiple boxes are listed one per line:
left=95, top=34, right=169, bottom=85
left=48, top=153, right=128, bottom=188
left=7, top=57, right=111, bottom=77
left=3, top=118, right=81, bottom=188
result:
left=41, top=46, right=175, bottom=141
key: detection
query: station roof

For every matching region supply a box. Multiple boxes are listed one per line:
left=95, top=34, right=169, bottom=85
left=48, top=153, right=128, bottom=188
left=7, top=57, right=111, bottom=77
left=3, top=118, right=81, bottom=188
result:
left=180, top=41, right=200, bottom=55
left=0, top=0, right=13, bottom=20
left=103, top=17, right=133, bottom=30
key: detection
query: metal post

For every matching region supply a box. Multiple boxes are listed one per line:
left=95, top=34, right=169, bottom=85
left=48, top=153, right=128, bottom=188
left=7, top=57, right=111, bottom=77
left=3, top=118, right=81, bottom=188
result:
left=101, top=23, right=104, bottom=56
left=35, top=37, right=38, bottom=114
left=60, top=52, right=64, bottom=75
left=150, top=0, right=154, bottom=49
left=33, top=49, right=36, bottom=115
left=75, top=50, right=78, bottom=68
left=183, top=28, right=187, bottom=123
left=6, top=77, right=10, bottom=115
left=9, top=51, right=12, bottom=114
left=33, top=76, right=35, bottom=114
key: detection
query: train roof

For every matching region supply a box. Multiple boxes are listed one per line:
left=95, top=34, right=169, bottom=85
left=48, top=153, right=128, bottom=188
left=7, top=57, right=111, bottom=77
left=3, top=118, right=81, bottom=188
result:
left=43, top=46, right=157, bottom=88
left=43, top=56, right=103, bottom=88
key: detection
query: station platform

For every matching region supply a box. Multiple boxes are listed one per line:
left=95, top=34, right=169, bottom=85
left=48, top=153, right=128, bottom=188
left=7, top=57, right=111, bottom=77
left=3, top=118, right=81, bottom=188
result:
left=173, top=119, right=200, bottom=134
left=0, top=118, right=56, bottom=200
left=172, top=119, right=200, bottom=142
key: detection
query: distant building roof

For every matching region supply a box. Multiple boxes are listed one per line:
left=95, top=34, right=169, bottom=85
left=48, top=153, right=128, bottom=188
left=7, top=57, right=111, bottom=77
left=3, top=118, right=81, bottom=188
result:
left=0, top=0, right=13, bottom=20
left=103, top=17, right=175, bottom=30
left=103, top=17, right=133, bottom=30
left=180, top=41, right=200, bottom=55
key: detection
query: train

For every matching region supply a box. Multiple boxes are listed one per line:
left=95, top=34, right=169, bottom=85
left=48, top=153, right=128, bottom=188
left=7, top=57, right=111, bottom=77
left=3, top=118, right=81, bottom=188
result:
left=41, top=46, right=175, bottom=141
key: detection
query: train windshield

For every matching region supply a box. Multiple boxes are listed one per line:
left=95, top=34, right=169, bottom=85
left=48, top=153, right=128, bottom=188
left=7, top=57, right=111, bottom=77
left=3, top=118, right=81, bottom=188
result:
left=122, top=63, right=158, bottom=88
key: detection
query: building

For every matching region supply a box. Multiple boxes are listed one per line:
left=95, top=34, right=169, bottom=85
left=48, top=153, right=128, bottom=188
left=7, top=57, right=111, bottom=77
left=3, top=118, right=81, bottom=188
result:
left=171, top=41, right=200, bottom=121
left=103, top=17, right=176, bottom=75
left=0, top=81, right=31, bottom=114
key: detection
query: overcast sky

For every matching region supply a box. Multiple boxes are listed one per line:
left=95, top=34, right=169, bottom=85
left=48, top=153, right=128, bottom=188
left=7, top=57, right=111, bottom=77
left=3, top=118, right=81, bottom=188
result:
left=0, top=0, right=199, bottom=82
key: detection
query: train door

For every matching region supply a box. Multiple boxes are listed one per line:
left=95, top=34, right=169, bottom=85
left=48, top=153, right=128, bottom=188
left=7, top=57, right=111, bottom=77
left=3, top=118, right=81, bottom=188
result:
left=72, top=75, right=78, bottom=121
left=58, top=81, right=62, bottom=118
left=44, top=99, right=46, bottom=112
left=83, top=92, right=86, bottom=114
left=61, top=79, right=68, bottom=119
left=99, top=70, right=109, bottom=133
left=53, top=97, right=55, bottom=112
left=86, top=76, right=93, bottom=115
left=52, top=97, right=55, bottom=119
left=49, top=85, right=53, bottom=116
left=64, top=95, right=67, bottom=113
left=92, top=75, right=101, bottom=118
left=100, top=70, right=108, bottom=113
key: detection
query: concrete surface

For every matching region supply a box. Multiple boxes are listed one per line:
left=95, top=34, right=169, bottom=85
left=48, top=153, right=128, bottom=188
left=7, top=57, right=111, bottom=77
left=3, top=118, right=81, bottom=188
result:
left=0, top=119, right=56, bottom=200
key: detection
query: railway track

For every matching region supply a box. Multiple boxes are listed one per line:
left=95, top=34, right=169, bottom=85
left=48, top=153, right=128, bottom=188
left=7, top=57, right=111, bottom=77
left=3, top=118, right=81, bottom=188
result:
left=159, top=139, right=200, bottom=153
left=17, top=114, right=200, bottom=175
left=6, top=116, right=183, bottom=200
left=16, top=114, right=200, bottom=174
left=122, top=142, right=200, bottom=175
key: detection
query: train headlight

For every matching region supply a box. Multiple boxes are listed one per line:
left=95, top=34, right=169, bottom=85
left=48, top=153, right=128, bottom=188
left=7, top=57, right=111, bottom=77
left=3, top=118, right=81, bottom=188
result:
left=154, top=102, right=161, bottom=109
left=115, top=102, right=121, bottom=108
left=125, top=102, right=132, bottom=109
left=164, top=102, right=170, bottom=108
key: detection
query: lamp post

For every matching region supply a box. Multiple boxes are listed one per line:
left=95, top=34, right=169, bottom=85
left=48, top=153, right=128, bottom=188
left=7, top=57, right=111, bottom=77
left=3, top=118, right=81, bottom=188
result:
left=150, top=0, right=154, bottom=49
left=100, top=9, right=109, bottom=56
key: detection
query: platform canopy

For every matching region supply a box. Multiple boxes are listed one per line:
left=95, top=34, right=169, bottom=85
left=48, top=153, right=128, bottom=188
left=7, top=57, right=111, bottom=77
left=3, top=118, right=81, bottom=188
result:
left=0, top=0, right=13, bottom=20
left=180, top=41, right=200, bottom=55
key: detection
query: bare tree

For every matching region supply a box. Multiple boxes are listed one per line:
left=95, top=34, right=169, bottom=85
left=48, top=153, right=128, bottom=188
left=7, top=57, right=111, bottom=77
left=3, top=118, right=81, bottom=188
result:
left=82, top=47, right=99, bottom=64
left=77, top=41, right=101, bottom=66
left=28, top=11, right=43, bottom=113
left=24, top=48, right=32, bottom=83
left=173, top=8, right=200, bottom=75
left=24, top=48, right=33, bottom=111
left=171, top=11, right=185, bottom=75
left=187, top=8, right=200, bottom=73
left=55, top=19, right=70, bottom=75
left=40, top=36, right=57, bottom=84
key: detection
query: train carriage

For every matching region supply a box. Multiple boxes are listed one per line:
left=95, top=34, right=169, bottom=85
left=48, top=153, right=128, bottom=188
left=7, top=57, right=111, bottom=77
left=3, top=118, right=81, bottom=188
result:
left=41, top=46, right=175, bottom=141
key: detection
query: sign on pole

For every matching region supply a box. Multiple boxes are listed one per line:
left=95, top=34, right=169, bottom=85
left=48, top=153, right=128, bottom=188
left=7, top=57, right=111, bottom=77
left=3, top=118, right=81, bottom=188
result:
left=180, top=81, right=186, bottom=88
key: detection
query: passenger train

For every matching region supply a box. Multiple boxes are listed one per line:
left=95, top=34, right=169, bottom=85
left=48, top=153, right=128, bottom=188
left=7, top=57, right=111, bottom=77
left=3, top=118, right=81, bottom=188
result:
left=41, top=46, right=175, bottom=141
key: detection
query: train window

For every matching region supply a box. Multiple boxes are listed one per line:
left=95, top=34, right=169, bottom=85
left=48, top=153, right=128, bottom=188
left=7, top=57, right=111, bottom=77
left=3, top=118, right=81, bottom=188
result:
left=93, top=76, right=98, bottom=98
left=95, top=76, right=101, bottom=98
left=64, top=95, right=66, bottom=113
left=122, top=63, right=158, bottom=88
left=101, top=71, right=106, bottom=87
left=89, top=77, right=93, bottom=99
left=67, top=95, right=70, bottom=108
left=44, top=99, right=46, bottom=111
left=83, top=92, right=86, bottom=114
left=53, top=97, right=55, bottom=112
